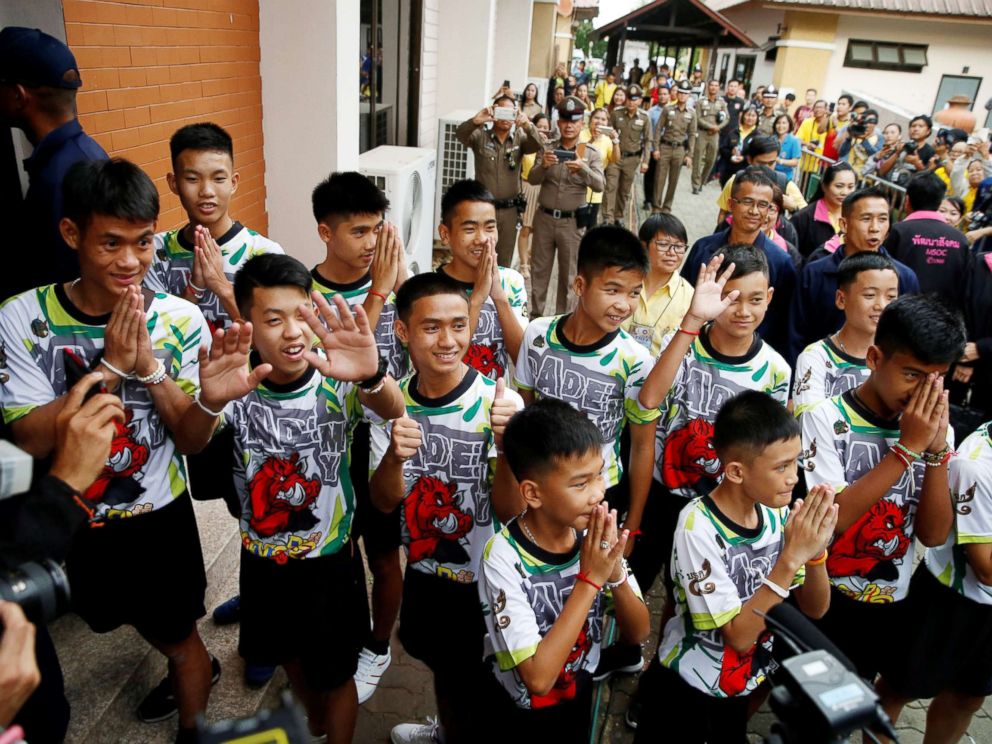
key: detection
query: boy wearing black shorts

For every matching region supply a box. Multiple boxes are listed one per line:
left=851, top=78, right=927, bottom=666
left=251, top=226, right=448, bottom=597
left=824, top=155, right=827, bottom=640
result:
left=371, top=272, right=524, bottom=744
left=801, top=295, right=963, bottom=687
left=310, top=171, right=409, bottom=703
left=193, top=253, right=405, bottom=743
left=0, top=159, right=225, bottom=741
left=479, top=398, right=650, bottom=741
left=635, top=391, right=837, bottom=744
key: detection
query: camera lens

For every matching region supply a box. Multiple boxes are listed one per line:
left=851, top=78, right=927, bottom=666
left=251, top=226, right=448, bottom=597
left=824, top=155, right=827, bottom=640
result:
left=0, top=559, right=71, bottom=625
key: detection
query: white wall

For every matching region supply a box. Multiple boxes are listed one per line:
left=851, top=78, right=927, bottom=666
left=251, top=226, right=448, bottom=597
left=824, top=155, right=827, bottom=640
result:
left=822, top=15, right=992, bottom=120
left=435, top=0, right=498, bottom=116
left=714, top=4, right=783, bottom=92
left=419, top=0, right=440, bottom=148
left=259, top=0, right=359, bottom=267
left=491, top=0, right=534, bottom=97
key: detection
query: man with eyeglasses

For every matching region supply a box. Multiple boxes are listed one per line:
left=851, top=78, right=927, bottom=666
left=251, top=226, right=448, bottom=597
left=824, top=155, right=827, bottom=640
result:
left=680, top=167, right=797, bottom=352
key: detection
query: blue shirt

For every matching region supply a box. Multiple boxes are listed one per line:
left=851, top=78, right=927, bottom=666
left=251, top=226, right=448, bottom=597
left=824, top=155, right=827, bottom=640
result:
left=20, top=119, right=107, bottom=293
left=680, top=227, right=797, bottom=355
left=787, top=245, right=920, bottom=366
left=775, top=134, right=802, bottom=182
left=648, top=104, right=663, bottom=130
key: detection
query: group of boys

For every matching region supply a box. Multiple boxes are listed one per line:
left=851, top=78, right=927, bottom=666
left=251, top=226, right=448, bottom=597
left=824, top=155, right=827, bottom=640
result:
left=3, top=116, right=990, bottom=744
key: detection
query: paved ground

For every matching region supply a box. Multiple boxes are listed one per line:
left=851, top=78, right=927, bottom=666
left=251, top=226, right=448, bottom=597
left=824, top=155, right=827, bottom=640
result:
left=50, top=172, right=991, bottom=743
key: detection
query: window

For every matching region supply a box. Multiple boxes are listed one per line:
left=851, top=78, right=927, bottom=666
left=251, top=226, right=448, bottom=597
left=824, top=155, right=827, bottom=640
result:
left=844, top=40, right=928, bottom=72
left=719, top=53, right=729, bottom=86
left=932, top=75, right=982, bottom=116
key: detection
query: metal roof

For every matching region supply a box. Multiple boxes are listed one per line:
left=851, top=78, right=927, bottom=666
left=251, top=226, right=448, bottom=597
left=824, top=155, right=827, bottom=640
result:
left=763, top=0, right=992, bottom=18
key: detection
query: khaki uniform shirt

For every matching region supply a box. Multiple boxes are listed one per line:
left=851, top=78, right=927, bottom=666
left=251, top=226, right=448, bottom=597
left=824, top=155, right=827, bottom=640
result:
left=756, top=108, right=779, bottom=136
left=653, top=103, right=698, bottom=158
left=694, top=96, right=729, bottom=138
left=528, top=143, right=605, bottom=211
left=610, top=107, right=653, bottom=168
left=456, top=118, right=544, bottom=200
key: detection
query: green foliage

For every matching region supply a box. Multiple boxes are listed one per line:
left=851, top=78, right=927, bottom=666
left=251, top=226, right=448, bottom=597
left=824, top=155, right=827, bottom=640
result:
left=574, top=19, right=607, bottom=60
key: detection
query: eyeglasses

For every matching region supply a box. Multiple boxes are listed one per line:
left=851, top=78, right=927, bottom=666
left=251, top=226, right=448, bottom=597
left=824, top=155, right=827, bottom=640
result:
left=731, top=197, right=772, bottom=213
left=653, top=240, right=687, bottom=254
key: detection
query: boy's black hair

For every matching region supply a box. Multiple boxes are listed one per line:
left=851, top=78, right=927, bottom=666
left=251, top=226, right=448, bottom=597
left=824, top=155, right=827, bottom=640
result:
left=577, top=225, right=648, bottom=279
left=62, top=158, right=159, bottom=233
left=837, top=251, right=897, bottom=289
left=909, top=114, right=933, bottom=132
left=637, top=213, right=687, bottom=245
left=721, top=243, right=769, bottom=281
left=841, top=185, right=890, bottom=219
left=311, top=171, right=390, bottom=225
left=502, top=398, right=603, bottom=482
left=730, top=166, right=775, bottom=198
left=906, top=171, right=946, bottom=212
left=234, top=253, right=313, bottom=317
left=838, top=93, right=854, bottom=106
left=169, top=122, right=233, bottom=166
left=395, top=271, right=469, bottom=323
left=874, top=294, right=966, bottom=365
left=746, top=134, right=781, bottom=159
left=440, top=179, right=496, bottom=226
left=712, top=390, right=800, bottom=463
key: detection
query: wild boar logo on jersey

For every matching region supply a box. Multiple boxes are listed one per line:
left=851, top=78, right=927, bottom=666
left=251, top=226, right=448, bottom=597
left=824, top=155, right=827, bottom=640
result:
left=531, top=621, right=593, bottom=709
left=404, top=475, right=472, bottom=564
left=827, top=499, right=910, bottom=582
left=85, top=409, right=150, bottom=506
left=719, top=630, right=773, bottom=697
left=248, top=453, right=321, bottom=538
left=463, top=342, right=503, bottom=378
left=662, top=418, right=721, bottom=489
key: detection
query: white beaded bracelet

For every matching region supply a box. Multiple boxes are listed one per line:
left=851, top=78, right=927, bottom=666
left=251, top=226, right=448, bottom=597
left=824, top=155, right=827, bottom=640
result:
left=99, top=357, right=133, bottom=380
left=193, top=394, right=223, bottom=417
left=761, top=577, right=790, bottom=599
left=605, top=559, right=630, bottom=590
left=136, top=360, right=167, bottom=385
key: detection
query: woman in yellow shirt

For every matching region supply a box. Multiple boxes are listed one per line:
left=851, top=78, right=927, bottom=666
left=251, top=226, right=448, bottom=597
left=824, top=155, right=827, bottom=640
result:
left=623, top=213, right=694, bottom=357
left=517, top=113, right=551, bottom=277
left=580, top=107, right=619, bottom=225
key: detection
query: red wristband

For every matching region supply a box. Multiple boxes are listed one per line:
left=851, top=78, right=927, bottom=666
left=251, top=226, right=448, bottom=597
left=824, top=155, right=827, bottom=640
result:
left=368, top=289, right=388, bottom=302
left=628, top=529, right=643, bottom=537
left=678, top=327, right=700, bottom=337
left=576, top=572, right=602, bottom=591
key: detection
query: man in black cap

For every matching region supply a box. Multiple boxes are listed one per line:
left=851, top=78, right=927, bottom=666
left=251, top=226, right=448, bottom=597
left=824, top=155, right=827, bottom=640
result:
left=0, top=27, right=107, bottom=299
left=756, top=85, right=781, bottom=135
left=605, top=84, right=652, bottom=226
left=651, top=79, right=696, bottom=213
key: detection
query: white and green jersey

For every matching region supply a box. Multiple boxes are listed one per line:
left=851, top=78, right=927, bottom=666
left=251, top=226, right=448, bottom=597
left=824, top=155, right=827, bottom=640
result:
left=222, top=361, right=363, bottom=561
left=438, top=266, right=528, bottom=380
left=398, top=367, right=523, bottom=584
left=655, top=328, right=790, bottom=497
left=0, top=284, right=207, bottom=521
left=514, top=315, right=660, bottom=487
left=802, top=391, right=952, bottom=603
left=926, top=424, right=992, bottom=605
left=657, top=497, right=802, bottom=698
left=479, top=521, right=643, bottom=709
left=144, top=221, right=283, bottom=331
left=792, top=337, right=869, bottom=416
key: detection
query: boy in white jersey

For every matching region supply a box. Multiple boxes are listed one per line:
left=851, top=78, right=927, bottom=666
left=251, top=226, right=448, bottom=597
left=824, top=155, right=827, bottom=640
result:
left=634, top=391, right=836, bottom=744
left=371, top=272, right=523, bottom=744
left=309, top=171, right=408, bottom=702
left=479, top=398, right=649, bottom=740
left=801, top=294, right=962, bottom=689
left=435, top=179, right=528, bottom=380
left=879, top=422, right=992, bottom=744
left=792, top=251, right=898, bottom=416
left=0, top=159, right=227, bottom=742
left=191, top=253, right=404, bottom=744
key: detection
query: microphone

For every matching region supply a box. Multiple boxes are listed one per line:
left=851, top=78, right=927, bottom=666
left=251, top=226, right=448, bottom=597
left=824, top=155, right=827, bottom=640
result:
left=764, top=602, right=857, bottom=674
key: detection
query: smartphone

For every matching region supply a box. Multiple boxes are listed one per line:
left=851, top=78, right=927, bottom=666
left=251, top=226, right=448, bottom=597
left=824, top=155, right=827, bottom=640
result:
left=493, top=106, right=516, bottom=122
left=503, top=79, right=510, bottom=89
left=63, top=348, right=105, bottom=402
left=598, top=126, right=616, bottom=138
left=553, top=149, right=577, bottom=162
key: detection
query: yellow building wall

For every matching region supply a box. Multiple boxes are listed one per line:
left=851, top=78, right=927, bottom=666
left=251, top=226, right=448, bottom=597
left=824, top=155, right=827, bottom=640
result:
left=773, top=11, right=838, bottom=96
left=529, top=3, right=556, bottom=77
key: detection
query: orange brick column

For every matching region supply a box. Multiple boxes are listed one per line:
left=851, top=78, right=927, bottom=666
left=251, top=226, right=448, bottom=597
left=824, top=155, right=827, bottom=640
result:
left=63, top=0, right=268, bottom=233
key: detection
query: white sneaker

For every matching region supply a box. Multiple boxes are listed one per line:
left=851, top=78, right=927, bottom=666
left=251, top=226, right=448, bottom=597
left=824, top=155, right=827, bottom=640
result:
left=390, top=717, right=442, bottom=744
left=355, top=646, right=392, bottom=704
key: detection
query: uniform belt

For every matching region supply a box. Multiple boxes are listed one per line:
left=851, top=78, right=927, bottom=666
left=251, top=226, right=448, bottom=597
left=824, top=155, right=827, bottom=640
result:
left=661, top=139, right=686, bottom=148
left=622, top=149, right=643, bottom=158
left=494, top=196, right=522, bottom=209
left=541, top=207, right=575, bottom=219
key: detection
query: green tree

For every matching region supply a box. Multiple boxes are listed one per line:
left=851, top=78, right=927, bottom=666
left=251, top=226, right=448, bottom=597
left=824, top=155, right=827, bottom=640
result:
left=574, top=19, right=607, bottom=60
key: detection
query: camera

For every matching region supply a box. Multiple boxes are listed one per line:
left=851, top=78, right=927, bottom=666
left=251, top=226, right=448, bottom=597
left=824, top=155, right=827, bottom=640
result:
left=848, top=113, right=867, bottom=138
left=903, top=140, right=918, bottom=154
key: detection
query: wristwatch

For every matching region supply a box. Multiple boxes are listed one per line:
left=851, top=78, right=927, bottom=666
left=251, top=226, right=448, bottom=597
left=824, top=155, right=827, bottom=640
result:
left=358, top=355, right=389, bottom=392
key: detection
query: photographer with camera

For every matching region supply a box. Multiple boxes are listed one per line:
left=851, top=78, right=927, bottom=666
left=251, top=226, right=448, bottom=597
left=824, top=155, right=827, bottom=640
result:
left=877, top=115, right=937, bottom=185
left=837, top=109, right=881, bottom=174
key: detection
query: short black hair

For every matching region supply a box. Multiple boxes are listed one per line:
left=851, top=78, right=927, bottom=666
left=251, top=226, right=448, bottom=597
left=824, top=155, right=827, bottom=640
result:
left=62, top=158, right=159, bottom=233
left=169, top=122, right=233, bottom=166
left=853, top=100, right=868, bottom=110
left=785, top=93, right=796, bottom=102
left=638, top=213, right=687, bottom=245
left=841, top=185, right=889, bottom=219
left=731, top=166, right=775, bottom=198
left=722, top=243, right=769, bottom=281
left=906, top=171, right=946, bottom=212
left=909, top=114, right=933, bottom=132
left=441, top=179, right=495, bottom=226
left=862, top=108, right=879, bottom=121
left=577, top=225, right=648, bottom=279
left=837, top=252, right=897, bottom=289
left=234, top=253, right=313, bottom=317
left=712, top=390, right=800, bottom=463
left=874, top=294, right=966, bottom=365
left=746, top=134, right=781, bottom=159
left=395, top=271, right=469, bottom=323
left=502, top=398, right=603, bottom=481
left=311, top=171, right=390, bottom=225
left=838, top=94, right=854, bottom=106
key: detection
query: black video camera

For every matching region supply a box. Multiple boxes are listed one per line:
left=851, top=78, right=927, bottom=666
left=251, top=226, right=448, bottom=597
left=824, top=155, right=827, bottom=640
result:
left=902, top=140, right=918, bottom=154
left=847, top=113, right=867, bottom=138
left=0, top=550, right=71, bottom=627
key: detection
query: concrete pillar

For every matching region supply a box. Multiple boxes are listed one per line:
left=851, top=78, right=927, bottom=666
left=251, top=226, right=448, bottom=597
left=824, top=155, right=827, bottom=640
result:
left=259, top=0, right=359, bottom=266
left=436, top=0, right=498, bottom=113
left=491, top=0, right=534, bottom=97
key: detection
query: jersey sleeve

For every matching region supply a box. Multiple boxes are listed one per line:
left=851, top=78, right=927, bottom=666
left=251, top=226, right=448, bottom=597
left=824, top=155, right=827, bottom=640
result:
left=623, top=345, right=661, bottom=425
left=513, top=322, right=541, bottom=391
left=161, top=305, right=210, bottom=397
left=674, top=512, right=742, bottom=630
left=792, top=345, right=826, bottom=414
left=142, top=234, right=170, bottom=294
left=479, top=537, right=543, bottom=670
left=950, top=454, right=992, bottom=545
left=801, top=401, right=849, bottom=492
left=0, top=300, right=55, bottom=424
left=500, top=270, right=529, bottom=329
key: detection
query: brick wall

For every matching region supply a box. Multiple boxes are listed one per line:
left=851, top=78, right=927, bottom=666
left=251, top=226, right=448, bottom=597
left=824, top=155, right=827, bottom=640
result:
left=63, top=0, right=268, bottom=234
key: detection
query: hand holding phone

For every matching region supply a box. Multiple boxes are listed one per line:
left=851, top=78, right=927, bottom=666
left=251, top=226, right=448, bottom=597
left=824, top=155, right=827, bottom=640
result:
left=553, top=149, right=577, bottom=162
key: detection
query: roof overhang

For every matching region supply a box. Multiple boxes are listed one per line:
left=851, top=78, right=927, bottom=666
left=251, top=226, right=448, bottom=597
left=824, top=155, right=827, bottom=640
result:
left=593, top=0, right=758, bottom=48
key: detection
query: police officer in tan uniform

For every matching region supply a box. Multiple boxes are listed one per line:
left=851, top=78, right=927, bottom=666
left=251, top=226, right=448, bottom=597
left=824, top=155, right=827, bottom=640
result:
left=457, top=94, right=544, bottom=266
left=603, top=84, right=652, bottom=227
left=528, top=95, right=605, bottom=317
left=756, top=85, right=782, bottom=135
left=651, top=79, right=697, bottom=214
left=691, top=79, right=729, bottom=194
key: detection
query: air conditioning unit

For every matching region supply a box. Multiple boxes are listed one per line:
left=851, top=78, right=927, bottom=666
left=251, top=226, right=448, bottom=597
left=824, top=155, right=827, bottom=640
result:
left=434, top=110, right=477, bottom=238
left=359, top=146, right=437, bottom=276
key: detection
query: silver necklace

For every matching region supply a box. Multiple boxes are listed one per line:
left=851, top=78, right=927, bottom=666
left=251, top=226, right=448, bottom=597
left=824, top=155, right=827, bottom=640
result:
left=518, top=513, right=576, bottom=550
left=831, top=332, right=848, bottom=353
left=66, top=278, right=82, bottom=306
